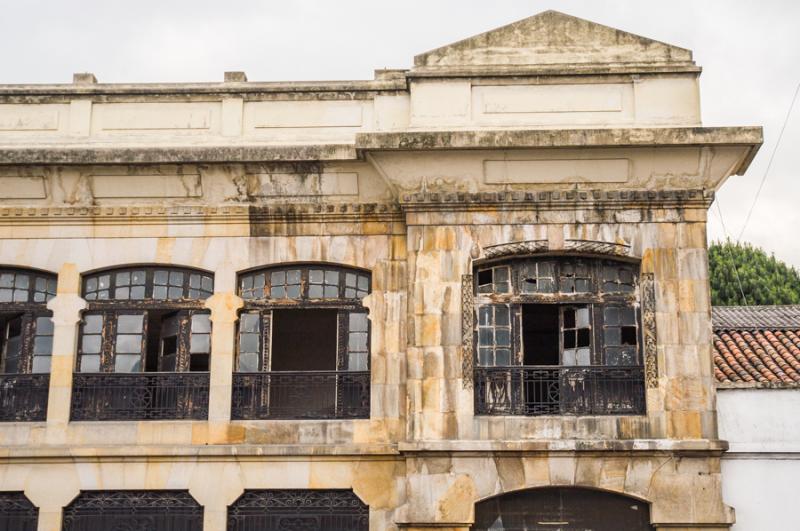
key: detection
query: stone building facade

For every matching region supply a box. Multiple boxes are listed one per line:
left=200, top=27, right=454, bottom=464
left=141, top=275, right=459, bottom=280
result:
left=0, top=11, right=762, bottom=531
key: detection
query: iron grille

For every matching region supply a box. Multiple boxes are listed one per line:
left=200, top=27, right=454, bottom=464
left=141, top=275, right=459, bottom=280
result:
left=0, top=374, right=49, bottom=422
left=228, top=489, right=368, bottom=531
left=0, top=492, right=38, bottom=531
left=70, top=373, right=209, bottom=421
left=62, top=490, right=202, bottom=531
left=231, top=371, right=370, bottom=420
left=474, top=366, right=645, bottom=416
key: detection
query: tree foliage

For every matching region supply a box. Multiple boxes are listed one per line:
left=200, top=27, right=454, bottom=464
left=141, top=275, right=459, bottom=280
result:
left=708, top=240, right=800, bottom=306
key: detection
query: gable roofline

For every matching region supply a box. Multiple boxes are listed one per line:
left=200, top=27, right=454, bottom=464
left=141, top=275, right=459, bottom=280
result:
left=413, top=10, right=696, bottom=76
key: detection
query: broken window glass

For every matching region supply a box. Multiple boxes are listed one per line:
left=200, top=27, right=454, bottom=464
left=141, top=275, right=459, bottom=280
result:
left=519, top=261, right=556, bottom=294
left=559, top=260, right=592, bottom=294
left=603, top=305, right=639, bottom=366
left=561, top=306, right=591, bottom=366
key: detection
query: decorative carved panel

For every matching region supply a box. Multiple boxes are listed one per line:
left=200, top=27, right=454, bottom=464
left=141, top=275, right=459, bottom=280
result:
left=461, top=274, right=474, bottom=389
left=641, top=273, right=659, bottom=389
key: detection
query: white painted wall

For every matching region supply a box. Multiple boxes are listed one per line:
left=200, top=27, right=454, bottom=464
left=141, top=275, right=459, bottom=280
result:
left=717, top=388, right=800, bottom=531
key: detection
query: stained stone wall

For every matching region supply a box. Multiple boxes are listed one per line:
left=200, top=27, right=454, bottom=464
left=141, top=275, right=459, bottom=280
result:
left=0, top=10, right=763, bottom=531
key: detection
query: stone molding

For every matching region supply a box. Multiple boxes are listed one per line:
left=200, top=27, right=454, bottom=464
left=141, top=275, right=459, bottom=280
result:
left=0, top=203, right=404, bottom=225
left=399, top=189, right=715, bottom=211
left=641, top=272, right=659, bottom=389
left=481, top=239, right=632, bottom=260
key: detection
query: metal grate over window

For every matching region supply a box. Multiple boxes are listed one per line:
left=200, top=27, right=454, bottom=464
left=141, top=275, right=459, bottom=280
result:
left=83, top=267, right=213, bottom=301
left=0, top=491, right=38, bottom=531
left=62, top=490, right=202, bottom=531
left=228, top=489, right=368, bottom=531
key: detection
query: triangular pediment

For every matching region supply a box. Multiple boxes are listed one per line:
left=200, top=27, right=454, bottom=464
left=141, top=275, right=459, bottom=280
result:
left=414, top=11, right=694, bottom=70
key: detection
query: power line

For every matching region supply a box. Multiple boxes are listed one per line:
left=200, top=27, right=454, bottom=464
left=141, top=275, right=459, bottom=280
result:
left=716, top=200, right=748, bottom=305
left=737, top=80, right=800, bottom=242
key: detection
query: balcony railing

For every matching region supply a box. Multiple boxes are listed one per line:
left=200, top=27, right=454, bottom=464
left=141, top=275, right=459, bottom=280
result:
left=70, top=372, right=210, bottom=421
left=0, top=373, right=49, bottom=422
left=231, top=371, right=370, bottom=420
left=474, top=365, right=646, bottom=416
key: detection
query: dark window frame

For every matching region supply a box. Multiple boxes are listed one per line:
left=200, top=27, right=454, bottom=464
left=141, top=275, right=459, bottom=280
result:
left=77, top=266, right=213, bottom=374
left=236, top=264, right=372, bottom=374
left=474, top=256, right=641, bottom=368
left=0, top=267, right=57, bottom=375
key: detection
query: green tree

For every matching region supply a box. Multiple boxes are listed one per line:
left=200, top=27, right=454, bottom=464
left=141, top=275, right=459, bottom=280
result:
left=708, top=240, right=800, bottom=306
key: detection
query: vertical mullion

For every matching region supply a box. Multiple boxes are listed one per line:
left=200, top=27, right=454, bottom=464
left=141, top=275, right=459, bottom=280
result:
left=101, top=311, right=116, bottom=373
left=19, top=312, right=35, bottom=375
left=261, top=311, right=271, bottom=372
left=337, top=310, right=349, bottom=371
left=139, top=310, right=149, bottom=373
left=176, top=311, right=191, bottom=373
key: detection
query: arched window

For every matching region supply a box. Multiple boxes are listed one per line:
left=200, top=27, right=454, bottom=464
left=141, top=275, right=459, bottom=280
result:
left=0, top=267, right=56, bottom=422
left=473, top=256, right=645, bottom=416
left=473, top=487, right=654, bottom=531
left=0, top=492, right=38, bottom=531
left=227, top=489, right=368, bottom=531
left=232, top=264, right=371, bottom=419
left=0, top=268, right=56, bottom=374
left=62, top=491, right=203, bottom=531
left=77, top=266, right=214, bottom=373
left=72, top=266, right=214, bottom=421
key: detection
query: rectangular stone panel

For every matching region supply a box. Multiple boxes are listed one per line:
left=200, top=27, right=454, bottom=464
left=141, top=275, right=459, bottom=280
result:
left=91, top=103, right=219, bottom=133
left=91, top=174, right=203, bottom=198
left=476, top=84, right=625, bottom=114
left=246, top=101, right=364, bottom=129
left=0, top=104, right=63, bottom=131
left=247, top=172, right=359, bottom=197
left=484, top=159, right=630, bottom=183
left=0, top=176, right=47, bottom=198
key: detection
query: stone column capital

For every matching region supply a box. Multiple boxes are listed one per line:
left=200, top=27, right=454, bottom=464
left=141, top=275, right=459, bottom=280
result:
left=204, top=292, right=244, bottom=324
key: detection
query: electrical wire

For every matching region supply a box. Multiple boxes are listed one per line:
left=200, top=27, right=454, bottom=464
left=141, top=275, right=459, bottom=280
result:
left=715, top=200, right=748, bottom=306
left=737, top=80, right=800, bottom=242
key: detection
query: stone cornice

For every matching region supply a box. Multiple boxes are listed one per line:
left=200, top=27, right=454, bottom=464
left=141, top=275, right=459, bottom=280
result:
left=399, top=189, right=715, bottom=211
left=0, top=78, right=408, bottom=100
left=356, top=126, right=762, bottom=158
left=408, top=63, right=702, bottom=79
left=0, top=203, right=404, bottom=226
left=0, top=143, right=358, bottom=165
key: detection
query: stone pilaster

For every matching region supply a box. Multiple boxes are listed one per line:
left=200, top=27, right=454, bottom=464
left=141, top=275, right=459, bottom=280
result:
left=44, top=263, right=85, bottom=433
left=204, top=263, right=243, bottom=436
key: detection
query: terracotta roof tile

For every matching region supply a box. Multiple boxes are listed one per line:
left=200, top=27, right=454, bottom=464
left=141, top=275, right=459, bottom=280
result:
left=712, top=305, right=800, bottom=384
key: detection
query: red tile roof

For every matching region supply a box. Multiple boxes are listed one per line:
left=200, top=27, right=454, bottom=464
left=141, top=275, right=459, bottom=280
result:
left=712, top=306, right=800, bottom=384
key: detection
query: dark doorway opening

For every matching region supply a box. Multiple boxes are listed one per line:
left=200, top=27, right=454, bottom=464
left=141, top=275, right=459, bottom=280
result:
left=522, top=304, right=559, bottom=365
left=271, top=309, right=338, bottom=371
left=473, top=487, right=655, bottom=531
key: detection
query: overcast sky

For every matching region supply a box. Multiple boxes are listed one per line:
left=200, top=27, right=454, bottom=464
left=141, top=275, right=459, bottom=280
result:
left=2, top=0, right=799, bottom=266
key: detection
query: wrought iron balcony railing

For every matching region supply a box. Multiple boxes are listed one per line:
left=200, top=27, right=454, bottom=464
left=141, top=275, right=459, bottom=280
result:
left=474, top=365, right=646, bottom=416
left=231, top=371, right=370, bottom=420
left=70, top=372, right=209, bottom=421
left=0, top=373, right=49, bottom=422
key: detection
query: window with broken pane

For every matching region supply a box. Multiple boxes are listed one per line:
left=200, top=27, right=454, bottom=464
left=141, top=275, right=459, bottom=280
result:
left=473, top=256, right=645, bottom=416
left=0, top=268, right=57, bottom=375
left=477, top=266, right=511, bottom=294
left=473, top=256, right=642, bottom=368
left=235, top=265, right=372, bottom=373
left=234, top=264, right=372, bottom=420
left=77, top=266, right=214, bottom=374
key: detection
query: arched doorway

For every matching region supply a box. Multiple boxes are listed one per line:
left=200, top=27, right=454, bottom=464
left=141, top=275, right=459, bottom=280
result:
left=472, top=487, right=653, bottom=531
